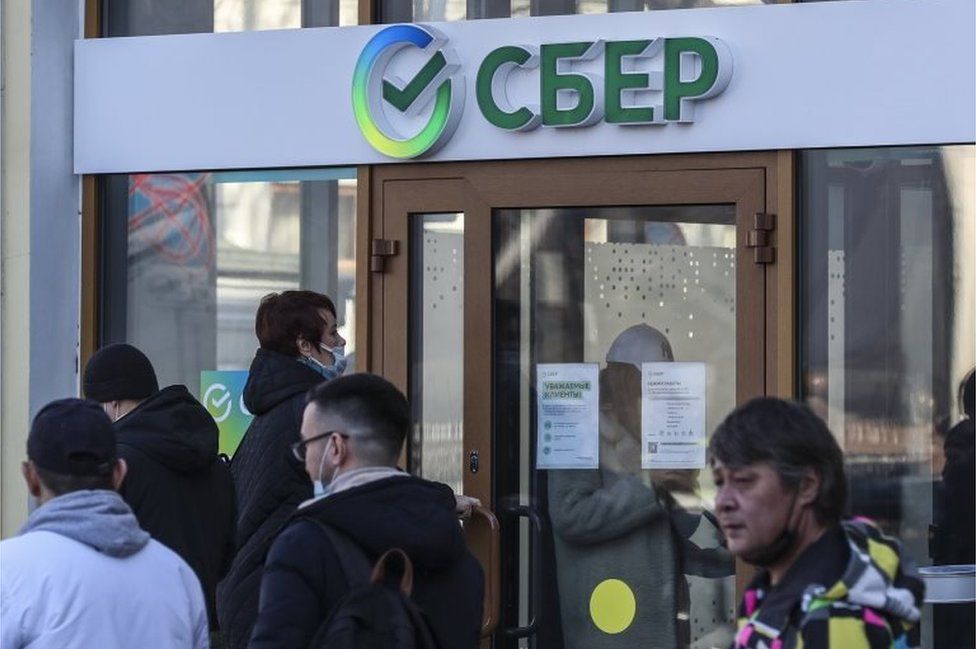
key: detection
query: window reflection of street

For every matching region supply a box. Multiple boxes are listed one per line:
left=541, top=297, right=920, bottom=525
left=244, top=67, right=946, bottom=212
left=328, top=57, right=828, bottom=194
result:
left=800, top=145, right=975, bottom=649
left=106, top=169, right=358, bottom=393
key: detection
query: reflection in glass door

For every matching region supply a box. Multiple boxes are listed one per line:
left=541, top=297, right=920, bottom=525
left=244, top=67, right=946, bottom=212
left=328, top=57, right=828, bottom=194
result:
left=494, top=206, right=738, bottom=648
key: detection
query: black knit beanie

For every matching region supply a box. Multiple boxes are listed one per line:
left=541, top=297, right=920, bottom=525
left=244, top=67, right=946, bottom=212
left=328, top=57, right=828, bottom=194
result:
left=83, top=343, right=159, bottom=402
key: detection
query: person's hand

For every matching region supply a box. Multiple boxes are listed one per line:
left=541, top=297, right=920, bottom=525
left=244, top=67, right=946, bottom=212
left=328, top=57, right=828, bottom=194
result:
left=455, top=494, right=482, bottom=519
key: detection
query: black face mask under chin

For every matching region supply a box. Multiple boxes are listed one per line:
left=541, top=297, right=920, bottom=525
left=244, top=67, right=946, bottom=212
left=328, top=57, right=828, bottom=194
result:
left=741, top=492, right=800, bottom=568
left=741, top=527, right=797, bottom=567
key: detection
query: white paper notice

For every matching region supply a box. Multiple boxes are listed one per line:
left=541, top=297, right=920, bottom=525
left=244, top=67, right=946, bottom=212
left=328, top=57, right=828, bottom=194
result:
left=641, top=362, right=707, bottom=469
left=536, top=363, right=600, bottom=470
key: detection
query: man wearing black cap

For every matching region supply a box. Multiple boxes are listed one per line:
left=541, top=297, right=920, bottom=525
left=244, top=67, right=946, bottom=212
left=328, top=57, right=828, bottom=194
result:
left=83, top=343, right=236, bottom=639
left=0, top=398, right=209, bottom=648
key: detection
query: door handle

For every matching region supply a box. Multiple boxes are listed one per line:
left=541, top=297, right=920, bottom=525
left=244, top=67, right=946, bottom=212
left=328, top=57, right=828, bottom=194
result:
left=468, top=505, right=500, bottom=637
left=498, top=504, right=543, bottom=639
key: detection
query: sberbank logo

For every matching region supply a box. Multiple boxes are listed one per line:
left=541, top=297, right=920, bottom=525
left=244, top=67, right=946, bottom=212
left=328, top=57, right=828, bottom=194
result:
left=353, top=27, right=732, bottom=159
left=352, top=24, right=464, bottom=159
left=478, top=37, right=732, bottom=129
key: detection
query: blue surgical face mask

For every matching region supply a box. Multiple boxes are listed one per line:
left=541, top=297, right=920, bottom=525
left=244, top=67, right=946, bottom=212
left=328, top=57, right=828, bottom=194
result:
left=319, top=342, right=347, bottom=376
left=298, top=345, right=346, bottom=382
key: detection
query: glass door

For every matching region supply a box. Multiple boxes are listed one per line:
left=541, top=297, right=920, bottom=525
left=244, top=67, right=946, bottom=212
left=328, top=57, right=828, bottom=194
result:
left=371, top=156, right=781, bottom=648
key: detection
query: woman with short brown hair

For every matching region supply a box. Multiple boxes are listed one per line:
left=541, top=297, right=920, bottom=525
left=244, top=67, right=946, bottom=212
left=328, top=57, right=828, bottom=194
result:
left=216, top=290, right=346, bottom=649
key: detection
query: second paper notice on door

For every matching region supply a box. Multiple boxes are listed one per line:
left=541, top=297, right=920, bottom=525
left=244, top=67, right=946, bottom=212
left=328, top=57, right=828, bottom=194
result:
left=641, top=362, right=707, bottom=469
left=536, top=363, right=600, bottom=470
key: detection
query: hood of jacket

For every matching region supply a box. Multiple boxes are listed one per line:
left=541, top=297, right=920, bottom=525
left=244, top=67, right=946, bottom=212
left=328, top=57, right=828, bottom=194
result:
left=115, top=385, right=219, bottom=473
left=243, top=348, right=325, bottom=416
left=809, top=518, right=924, bottom=625
left=296, top=475, right=465, bottom=571
left=19, top=490, right=150, bottom=558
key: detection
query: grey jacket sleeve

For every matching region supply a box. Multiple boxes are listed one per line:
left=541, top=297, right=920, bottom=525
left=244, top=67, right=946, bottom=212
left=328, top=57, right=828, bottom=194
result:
left=547, top=468, right=669, bottom=545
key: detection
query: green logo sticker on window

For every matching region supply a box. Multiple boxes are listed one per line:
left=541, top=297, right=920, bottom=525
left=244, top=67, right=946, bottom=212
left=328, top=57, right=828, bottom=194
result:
left=201, top=370, right=254, bottom=457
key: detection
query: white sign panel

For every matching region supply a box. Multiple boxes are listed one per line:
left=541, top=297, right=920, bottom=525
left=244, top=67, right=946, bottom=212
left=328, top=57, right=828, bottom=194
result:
left=74, top=0, right=974, bottom=173
left=642, top=361, right=706, bottom=469
left=536, top=363, right=600, bottom=470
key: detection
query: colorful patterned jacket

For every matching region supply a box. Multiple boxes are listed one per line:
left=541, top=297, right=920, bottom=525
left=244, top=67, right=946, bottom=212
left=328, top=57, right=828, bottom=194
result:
left=733, top=518, right=925, bottom=649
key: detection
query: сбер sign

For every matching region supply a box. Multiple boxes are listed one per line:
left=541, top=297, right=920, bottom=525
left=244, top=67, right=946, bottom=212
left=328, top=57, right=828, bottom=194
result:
left=353, top=24, right=732, bottom=158
left=74, top=0, right=975, bottom=173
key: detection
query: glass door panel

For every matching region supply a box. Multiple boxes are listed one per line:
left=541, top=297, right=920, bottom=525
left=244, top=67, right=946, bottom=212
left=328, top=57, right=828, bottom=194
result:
left=409, top=212, right=466, bottom=493
left=494, top=206, right=737, bottom=648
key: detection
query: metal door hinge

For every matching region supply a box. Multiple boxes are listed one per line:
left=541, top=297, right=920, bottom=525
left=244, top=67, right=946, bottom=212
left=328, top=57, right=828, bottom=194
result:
left=370, top=239, right=399, bottom=273
left=747, top=212, right=776, bottom=264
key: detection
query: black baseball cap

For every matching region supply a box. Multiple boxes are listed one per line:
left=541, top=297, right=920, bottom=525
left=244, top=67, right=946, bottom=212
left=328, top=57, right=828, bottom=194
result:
left=28, top=398, right=117, bottom=476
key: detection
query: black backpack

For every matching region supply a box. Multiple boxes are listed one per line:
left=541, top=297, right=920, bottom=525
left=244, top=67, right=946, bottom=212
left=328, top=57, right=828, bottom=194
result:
left=308, top=522, right=445, bottom=649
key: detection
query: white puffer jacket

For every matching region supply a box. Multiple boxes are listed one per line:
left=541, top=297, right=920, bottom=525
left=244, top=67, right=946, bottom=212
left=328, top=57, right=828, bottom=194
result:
left=0, top=490, right=209, bottom=649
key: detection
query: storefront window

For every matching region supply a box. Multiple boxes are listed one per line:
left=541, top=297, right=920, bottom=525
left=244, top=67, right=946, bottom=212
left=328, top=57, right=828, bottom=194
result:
left=103, top=0, right=357, bottom=36
left=800, top=145, right=975, bottom=649
left=100, top=168, right=357, bottom=451
left=380, top=0, right=766, bottom=24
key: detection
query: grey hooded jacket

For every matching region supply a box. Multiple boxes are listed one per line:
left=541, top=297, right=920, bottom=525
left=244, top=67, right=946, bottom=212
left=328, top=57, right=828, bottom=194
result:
left=548, top=413, right=679, bottom=649
left=1, top=490, right=209, bottom=649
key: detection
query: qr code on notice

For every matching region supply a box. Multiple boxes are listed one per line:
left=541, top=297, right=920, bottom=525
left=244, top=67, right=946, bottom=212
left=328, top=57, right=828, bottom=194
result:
left=647, top=442, right=657, bottom=453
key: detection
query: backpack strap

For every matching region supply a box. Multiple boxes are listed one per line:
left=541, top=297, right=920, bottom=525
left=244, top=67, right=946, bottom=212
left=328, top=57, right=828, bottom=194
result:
left=306, top=519, right=374, bottom=589
left=372, top=548, right=415, bottom=595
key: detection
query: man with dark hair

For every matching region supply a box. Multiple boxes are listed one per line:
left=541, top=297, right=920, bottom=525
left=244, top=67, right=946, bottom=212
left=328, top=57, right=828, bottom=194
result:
left=249, top=373, right=484, bottom=649
left=83, top=343, right=236, bottom=639
left=218, top=290, right=347, bottom=649
left=0, top=398, right=209, bottom=648
left=710, top=397, right=924, bottom=649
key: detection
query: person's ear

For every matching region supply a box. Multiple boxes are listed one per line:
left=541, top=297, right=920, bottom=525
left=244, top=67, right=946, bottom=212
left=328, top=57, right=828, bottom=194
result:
left=332, top=434, right=348, bottom=467
left=111, top=458, right=128, bottom=491
left=798, top=468, right=821, bottom=508
left=22, top=461, right=43, bottom=499
left=105, top=400, right=125, bottom=422
left=296, top=337, right=313, bottom=356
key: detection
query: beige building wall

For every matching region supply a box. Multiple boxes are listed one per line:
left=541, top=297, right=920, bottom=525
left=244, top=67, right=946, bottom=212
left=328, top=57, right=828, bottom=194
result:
left=1, top=0, right=32, bottom=537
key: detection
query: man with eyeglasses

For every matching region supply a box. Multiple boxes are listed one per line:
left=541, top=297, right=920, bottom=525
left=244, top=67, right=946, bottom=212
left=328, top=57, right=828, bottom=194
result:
left=248, top=373, right=484, bottom=649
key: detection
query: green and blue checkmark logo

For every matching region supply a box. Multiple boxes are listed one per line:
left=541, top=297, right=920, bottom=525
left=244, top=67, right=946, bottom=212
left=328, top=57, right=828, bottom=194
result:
left=352, top=24, right=465, bottom=159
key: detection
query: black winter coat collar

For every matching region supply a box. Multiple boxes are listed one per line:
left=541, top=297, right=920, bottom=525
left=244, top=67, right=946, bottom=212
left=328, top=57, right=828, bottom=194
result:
left=243, top=349, right=324, bottom=416
left=115, top=385, right=219, bottom=474
left=295, top=475, right=466, bottom=570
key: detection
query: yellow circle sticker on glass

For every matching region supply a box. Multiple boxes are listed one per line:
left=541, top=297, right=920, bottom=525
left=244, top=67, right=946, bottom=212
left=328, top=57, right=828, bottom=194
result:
left=589, top=579, right=637, bottom=634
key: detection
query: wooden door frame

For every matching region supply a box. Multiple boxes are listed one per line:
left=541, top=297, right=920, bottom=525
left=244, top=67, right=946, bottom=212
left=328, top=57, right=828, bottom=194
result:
left=365, top=150, right=794, bottom=404
left=367, top=151, right=795, bottom=636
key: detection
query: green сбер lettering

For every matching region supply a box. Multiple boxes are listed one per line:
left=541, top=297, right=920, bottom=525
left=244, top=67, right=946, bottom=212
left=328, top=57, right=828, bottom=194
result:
left=476, top=37, right=732, bottom=131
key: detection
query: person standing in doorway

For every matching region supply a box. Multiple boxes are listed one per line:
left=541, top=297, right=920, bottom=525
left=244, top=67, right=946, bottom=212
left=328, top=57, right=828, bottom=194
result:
left=711, top=398, right=924, bottom=649
left=547, top=324, right=732, bottom=649
left=0, top=399, right=209, bottom=649
left=83, top=342, right=236, bottom=643
left=217, top=290, right=347, bottom=649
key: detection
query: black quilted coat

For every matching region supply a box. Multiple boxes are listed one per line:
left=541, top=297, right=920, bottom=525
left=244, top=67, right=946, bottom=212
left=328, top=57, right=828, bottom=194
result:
left=215, top=349, right=325, bottom=649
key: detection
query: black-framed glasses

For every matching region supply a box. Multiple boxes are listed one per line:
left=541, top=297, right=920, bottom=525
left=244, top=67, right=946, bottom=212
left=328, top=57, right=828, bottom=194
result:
left=290, top=431, right=348, bottom=462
